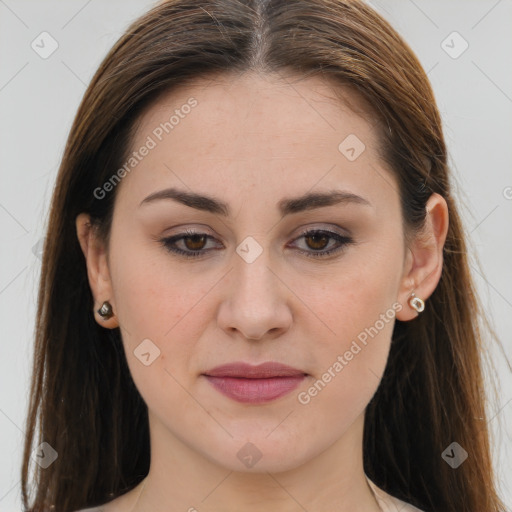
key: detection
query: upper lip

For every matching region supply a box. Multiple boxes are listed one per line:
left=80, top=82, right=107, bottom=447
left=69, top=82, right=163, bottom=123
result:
left=203, top=362, right=307, bottom=378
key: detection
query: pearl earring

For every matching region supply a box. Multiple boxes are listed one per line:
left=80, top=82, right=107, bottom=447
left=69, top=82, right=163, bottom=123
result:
left=97, top=301, right=114, bottom=320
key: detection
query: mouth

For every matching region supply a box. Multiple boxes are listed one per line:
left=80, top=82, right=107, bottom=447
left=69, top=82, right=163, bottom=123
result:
left=202, top=361, right=308, bottom=404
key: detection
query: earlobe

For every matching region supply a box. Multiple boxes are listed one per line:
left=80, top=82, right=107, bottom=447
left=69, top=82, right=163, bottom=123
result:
left=395, top=193, right=449, bottom=322
left=75, top=213, right=119, bottom=329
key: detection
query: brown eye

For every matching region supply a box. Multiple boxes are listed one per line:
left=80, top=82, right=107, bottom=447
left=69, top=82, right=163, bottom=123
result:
left=304, top=232, right=330, bottom=251
left=291, top=229, right=354, bottom=259
left=183, top=234, right=207, bottom=251
left=160, top=230, right=220, bottom=258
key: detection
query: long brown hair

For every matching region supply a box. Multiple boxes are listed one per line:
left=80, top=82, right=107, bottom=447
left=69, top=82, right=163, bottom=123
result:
left=21, top=1, right=507, bottom=511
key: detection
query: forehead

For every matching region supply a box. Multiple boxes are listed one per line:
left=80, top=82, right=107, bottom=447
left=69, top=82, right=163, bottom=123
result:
left=115, top=71, right=396, bottom=214
left=133, top=70, right=378, bottom=155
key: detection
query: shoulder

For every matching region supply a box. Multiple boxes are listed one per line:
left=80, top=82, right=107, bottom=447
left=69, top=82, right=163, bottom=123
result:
left=73, top=508, right=105, bottom=512
left=383, top=495, right=424, bottom=512
left=366, top=475, right=425, bottom=512
left=72, top=492, right=131, bottom=512
left=72, top=481, right=143, bottom=512
left=73, top=505, right=113, bottom=512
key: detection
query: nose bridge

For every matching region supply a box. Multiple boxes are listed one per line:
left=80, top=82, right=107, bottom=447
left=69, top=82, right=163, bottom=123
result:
left=217, top=234, right=292, bottom=340
left=233, top=234, right=279, bottom=307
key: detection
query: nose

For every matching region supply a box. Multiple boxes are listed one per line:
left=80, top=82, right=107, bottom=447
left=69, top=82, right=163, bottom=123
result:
left=216, top=246, right=293, bottom=341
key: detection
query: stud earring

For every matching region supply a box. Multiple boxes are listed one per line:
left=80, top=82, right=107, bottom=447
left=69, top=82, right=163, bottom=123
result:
left=408, top=292, right=425, bottom=313
left=97, top=301, right=114, bottom=320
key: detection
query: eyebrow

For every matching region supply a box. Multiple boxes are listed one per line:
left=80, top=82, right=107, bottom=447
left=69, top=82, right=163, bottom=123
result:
left=139, top=187, right=371, bottom=216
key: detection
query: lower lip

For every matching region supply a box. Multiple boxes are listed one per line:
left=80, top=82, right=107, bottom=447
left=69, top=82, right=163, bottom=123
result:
left=203, top=375, right=306, bottom=403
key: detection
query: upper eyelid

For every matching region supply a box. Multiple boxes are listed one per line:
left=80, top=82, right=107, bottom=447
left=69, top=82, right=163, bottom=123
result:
left=164, top=224, right=350, bottom=239
left=163, top=227, right=350, bottom=247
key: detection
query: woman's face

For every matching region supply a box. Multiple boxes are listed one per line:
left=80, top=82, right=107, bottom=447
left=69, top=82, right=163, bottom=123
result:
left=89, top=71, right=417, bottom=472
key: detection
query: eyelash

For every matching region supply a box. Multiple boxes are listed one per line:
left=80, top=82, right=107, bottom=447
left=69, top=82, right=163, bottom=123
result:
left=159, top=228, right=354, bottom=260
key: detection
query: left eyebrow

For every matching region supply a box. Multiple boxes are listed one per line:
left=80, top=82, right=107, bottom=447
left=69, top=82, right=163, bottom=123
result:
left=139, top=187, right=372, bottom=216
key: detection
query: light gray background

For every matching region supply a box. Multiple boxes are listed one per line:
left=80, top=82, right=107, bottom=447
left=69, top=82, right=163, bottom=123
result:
left=1, top=0, right=511, bottom=510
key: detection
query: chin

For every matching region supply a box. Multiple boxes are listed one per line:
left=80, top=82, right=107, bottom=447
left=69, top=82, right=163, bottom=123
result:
left=199, top=431, right=316, bottom=474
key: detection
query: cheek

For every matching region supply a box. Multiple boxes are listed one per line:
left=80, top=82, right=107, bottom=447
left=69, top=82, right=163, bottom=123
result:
left=309, top=241, right=403, bottom=343
left=295, top=307, right=396, bottom=441
left=109, top=234, right=212, bottom=339
left=108, top=249, right=212, bottom=419
left=108, top=237, right=214, bottom=392
left=297, top=241, right=402, bottom=404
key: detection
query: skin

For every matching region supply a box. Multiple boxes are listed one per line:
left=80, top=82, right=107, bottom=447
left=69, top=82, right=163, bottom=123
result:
left=76, top=70, right=448, bottom=512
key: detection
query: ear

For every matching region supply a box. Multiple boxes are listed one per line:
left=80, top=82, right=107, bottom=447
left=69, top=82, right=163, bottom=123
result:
left=395, top=193, right=449, bottom=321
left=76, top=213, right=119, bottom=328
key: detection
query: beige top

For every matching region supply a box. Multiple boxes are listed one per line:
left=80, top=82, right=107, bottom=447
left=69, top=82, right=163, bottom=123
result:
left=77, top=476, right=424, bottom=512
left=366, top=475, right=424, bottom=512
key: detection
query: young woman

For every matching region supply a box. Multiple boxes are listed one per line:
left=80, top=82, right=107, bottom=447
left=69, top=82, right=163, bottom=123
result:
left=21, top=1, right=507, bottom=511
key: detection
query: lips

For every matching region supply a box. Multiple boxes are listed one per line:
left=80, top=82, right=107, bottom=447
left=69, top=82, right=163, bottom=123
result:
left=202, top=362, right=307, bottom=404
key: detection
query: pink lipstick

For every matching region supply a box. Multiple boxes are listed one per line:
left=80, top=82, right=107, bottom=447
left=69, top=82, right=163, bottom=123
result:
left=203, top=361, right=307, bottom=404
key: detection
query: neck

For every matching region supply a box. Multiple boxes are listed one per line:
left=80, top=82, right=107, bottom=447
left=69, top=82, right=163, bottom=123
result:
left=128, top=412, right=382, bottom=512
